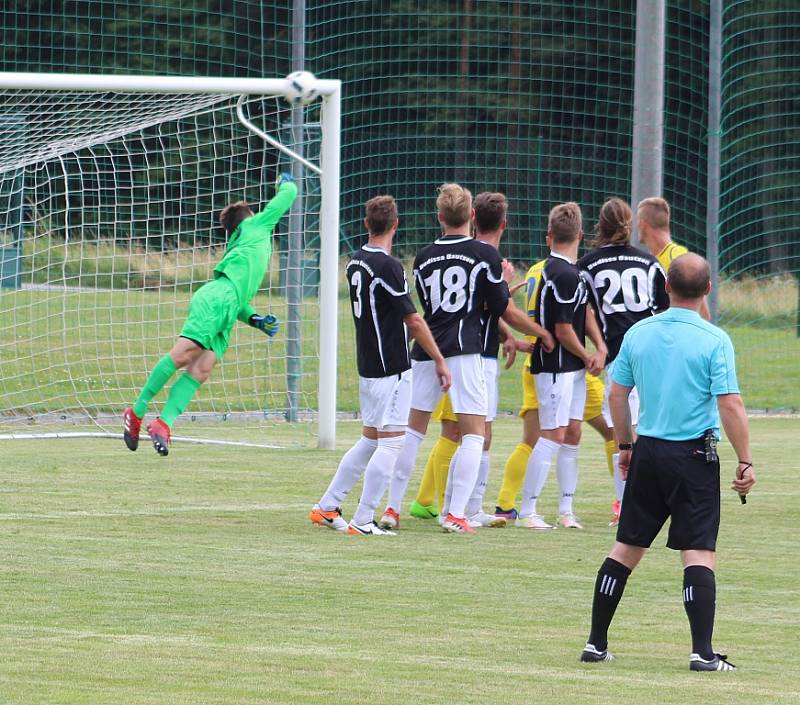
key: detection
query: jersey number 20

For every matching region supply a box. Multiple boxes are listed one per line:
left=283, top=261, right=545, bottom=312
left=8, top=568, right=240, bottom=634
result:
left=594, top=268, right=649, bottom=314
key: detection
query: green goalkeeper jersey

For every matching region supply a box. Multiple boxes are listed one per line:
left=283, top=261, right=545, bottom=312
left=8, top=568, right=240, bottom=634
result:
left=213, top=181, right=298, bottom=322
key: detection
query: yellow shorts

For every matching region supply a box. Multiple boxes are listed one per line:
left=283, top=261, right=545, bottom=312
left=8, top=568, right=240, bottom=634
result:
left=431, top=393, right=458, bottom=423
left=518, top=365, right=605, bottom=421
left=518, top=363, right=539, bottom=416
left=583, top=371, right=604, bottom=421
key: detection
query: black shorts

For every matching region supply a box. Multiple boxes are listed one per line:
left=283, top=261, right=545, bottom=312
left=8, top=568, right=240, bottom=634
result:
left=616, top=435, right=721, bottom=551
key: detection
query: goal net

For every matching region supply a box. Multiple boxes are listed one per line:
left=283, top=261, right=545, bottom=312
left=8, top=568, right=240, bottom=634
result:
left=0, top=74, right=341, bottom=448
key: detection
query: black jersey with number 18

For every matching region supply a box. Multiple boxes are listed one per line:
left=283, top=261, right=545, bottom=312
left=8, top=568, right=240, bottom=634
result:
left=410, top=235, right=509, bottom=361
left=578, top=245, right=669, bottom=362
left=346, top=245, right=417, bottom=378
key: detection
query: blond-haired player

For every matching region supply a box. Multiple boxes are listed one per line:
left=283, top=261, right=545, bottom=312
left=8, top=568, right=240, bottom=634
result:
left=637, top=196, right=710, bottom=320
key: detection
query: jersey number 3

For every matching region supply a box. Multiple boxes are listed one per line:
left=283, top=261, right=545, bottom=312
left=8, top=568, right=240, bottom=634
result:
left=351, top=270, right=363, bottom=318
left=594, top=268, right=649, bottom=314
left=423, top=266, right=467, bottom=313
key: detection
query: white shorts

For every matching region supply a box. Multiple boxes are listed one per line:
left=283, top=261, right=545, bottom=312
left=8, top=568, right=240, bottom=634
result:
left=602, top=359, right=640, bottom=427
left=411, top=353, right=488, bottom=417
left=483, top=356, right=499, bottom=423
left=535, top=369, right=587, bottom=431
left=359, top=369, right=412, bottom=432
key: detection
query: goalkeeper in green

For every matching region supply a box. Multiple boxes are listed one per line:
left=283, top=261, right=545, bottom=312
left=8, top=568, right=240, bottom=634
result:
left=123, top=173, right=298, bottom=456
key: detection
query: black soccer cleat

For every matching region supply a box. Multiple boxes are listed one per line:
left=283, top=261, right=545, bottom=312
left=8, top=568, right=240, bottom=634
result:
left=689, top=653, right=736, bottom=672
left=146, top=418, right=171, bottom=456
left=122, top=407, right=142, bottom=451
left=580, top=644, right=615, bottom=663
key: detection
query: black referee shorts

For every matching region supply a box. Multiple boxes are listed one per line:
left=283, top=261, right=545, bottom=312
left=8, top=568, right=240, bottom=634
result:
left=616, top=435, right=721, bottom=551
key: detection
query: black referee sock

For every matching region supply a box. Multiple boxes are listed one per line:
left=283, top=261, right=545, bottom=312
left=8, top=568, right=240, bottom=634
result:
left=683, top=565, right=716, bottom=660
left=588, top=557, right=632, bottom=652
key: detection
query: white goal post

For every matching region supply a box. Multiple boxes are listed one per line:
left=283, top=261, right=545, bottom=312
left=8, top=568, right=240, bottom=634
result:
left=0, top=72, right=341, bottom=449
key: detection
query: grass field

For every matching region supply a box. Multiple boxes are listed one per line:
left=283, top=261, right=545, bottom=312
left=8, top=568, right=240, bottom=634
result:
left=2, top=416, right=798, bottom=704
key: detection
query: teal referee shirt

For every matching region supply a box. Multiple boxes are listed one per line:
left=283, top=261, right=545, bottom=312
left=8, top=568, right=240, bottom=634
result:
left=611, top=307, right=739, bottom=441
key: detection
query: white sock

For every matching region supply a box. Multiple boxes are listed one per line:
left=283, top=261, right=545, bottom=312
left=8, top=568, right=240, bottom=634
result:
left=318, top=436, right=378, bottom=510
left=466, top=450, right=491, bottom=517
left=447, top=434, right=485, bottom=519
left=441, top=449, right=458, bottom=517
left=520, top=437, right=561, bottom=517
left=556, top=443, right=579, bottom=516
left=352, top=436, right=405, bottom=526
left=612, top=453, right=625, bottom=506
left=385, top=428, right=425, bottom=512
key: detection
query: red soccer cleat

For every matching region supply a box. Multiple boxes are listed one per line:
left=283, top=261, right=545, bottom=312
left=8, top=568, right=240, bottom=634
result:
left=441, top=513, right=476, bottom=534
left=147, top=418, right=171, bottom=456
left=379, top=507, right=400, bottom=530
left=122, top=407, right=142, bottom=451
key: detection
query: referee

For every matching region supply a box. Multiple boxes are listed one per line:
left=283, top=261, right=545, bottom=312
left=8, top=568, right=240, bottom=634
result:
left=579, top=253, right=756, bottom=672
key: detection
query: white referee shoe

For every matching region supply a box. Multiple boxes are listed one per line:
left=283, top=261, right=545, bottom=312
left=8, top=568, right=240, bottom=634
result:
left=468, top=511, right=508, bottom=528
left=516, top=514, right=555, bottom=530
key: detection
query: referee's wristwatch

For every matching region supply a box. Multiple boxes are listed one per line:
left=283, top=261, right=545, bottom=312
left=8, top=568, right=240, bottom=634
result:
left=618, top=443, right=633, bottom=450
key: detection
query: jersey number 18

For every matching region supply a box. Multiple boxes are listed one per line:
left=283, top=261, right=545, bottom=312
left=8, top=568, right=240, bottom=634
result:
left=423, top=266, right=467, bottom=313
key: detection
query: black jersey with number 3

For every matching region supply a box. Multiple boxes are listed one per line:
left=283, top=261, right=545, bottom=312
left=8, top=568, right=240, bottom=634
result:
left=578, top=245, right=669, bottom=362
left=410, top=235, right=509, bottom=361
left=346, top=245, right=417, bottom=378
left=531, top=252, right=589, bottom=374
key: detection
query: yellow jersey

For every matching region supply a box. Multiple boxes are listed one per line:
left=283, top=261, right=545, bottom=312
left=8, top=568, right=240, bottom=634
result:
left=522, top=259, right=546, bottom=364
left=656, top=241, right=689, bottom=272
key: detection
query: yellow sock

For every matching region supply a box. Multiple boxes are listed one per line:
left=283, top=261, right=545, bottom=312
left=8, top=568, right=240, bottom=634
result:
left=415, top=448, right=437, bottom=507
left=433, top=436, right=459, bottom=510
left=496, top=443, right=532, bottom=510
left=604, top=439, right=616, bottom=477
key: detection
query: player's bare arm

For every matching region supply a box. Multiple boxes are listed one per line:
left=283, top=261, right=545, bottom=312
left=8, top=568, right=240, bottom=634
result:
left=608, top=381, right=634, bottom=478
left=554, top=322, right=602, bottom=375
left=718, top=393, right=756, bottom=497
left=501, top=299, right=555, bottom=351
left=584, top=303, right=608, bottom=371
left=404, top=312, right=451, bottom=392
left=498, top=317, right=517, bottom=369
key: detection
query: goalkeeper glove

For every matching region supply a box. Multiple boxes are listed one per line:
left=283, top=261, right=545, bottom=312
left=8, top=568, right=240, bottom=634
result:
left=276, top=172, right=295, bottom=189
left=249, top=314, right=280, bottom=337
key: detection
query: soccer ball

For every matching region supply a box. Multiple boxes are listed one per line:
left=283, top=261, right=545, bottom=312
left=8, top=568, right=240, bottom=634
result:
left=284, top=71, right=320, bottom=106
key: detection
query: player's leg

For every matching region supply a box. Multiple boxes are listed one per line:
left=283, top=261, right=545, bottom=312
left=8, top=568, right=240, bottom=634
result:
left=348, top=370, right=413, bottom=536
left=124, top=336, right=203, bottom=450
left=441, top=355, right=487, bottom=534
left=380, top=360, right=439, bottom=528
left=310, top=423, right=378, bottom=531
left=518, top=372, right=571, bottom=528
left=556, top=371, right=587, bottom=528
left=495, top=363, right=539, bottom=519
left=409, top=397, right=459, bottom=519
left=466, top=358, right=505, bottom=527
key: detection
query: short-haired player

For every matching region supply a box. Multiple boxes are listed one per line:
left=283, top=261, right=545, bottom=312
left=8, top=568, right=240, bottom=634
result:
left=309, top=195, right=450, bottom=535
left=122, top=174, right=298, bottom=456
left=637, top=196, right=710, bottom=320
left=517, top=202, right=607, bottom=529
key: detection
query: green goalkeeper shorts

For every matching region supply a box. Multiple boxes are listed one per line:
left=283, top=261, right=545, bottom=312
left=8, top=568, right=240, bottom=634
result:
left=180, top=277, right=240, bottom=358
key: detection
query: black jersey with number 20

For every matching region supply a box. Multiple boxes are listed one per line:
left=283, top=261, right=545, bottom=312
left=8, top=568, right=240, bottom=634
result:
left=346, top=245, right=417, bottom=378
left=411, top=235, right=509, bottom=361
left=578, top=245, right=669, bottom=362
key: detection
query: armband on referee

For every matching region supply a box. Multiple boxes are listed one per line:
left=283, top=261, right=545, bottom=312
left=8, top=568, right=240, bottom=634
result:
left=618, top=443, right=633, bottom=451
